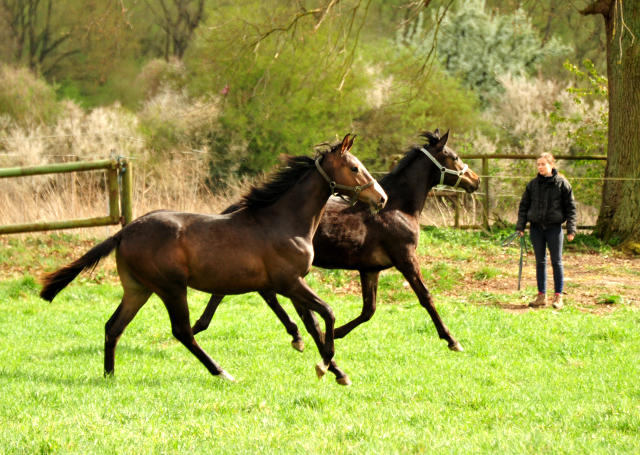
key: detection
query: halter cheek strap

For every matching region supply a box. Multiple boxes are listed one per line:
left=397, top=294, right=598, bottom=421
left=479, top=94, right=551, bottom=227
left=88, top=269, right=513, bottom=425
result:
left=420, top=147, right=468, bottom=187
left=315, top=157, right=375, bottom=205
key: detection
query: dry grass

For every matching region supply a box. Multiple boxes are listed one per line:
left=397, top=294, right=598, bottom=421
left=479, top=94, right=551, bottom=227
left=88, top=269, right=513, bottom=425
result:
left=0, top=153, right=252, bottom=237
left=0, top=91, right=240, bottom=237
left=0, top=74, right=607, bottom=236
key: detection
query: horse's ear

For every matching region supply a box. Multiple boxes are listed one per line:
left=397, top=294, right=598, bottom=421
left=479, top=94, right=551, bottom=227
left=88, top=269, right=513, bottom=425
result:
left=347, top=134, right=357, bottom=151
left=340, top=133, right=351, bottom=155
left=434, top=128, right=441, bottom=139
left=434, top=130, right=449, bottom=150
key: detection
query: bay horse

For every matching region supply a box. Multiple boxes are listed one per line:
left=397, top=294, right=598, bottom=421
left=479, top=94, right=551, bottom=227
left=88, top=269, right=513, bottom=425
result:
left=191, top=129, right=480, bottom=381
left=40, top=134, right=387, bottom=384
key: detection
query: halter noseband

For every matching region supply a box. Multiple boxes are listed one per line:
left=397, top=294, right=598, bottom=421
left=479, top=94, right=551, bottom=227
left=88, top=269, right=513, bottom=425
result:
left=420, top=147, right=468, bottom=187
left=315, top=157, right=375, bottom=205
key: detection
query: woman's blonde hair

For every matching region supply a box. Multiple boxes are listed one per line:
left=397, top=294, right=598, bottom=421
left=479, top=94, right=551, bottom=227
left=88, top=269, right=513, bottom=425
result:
left=538, top=153, right=556, bottom=168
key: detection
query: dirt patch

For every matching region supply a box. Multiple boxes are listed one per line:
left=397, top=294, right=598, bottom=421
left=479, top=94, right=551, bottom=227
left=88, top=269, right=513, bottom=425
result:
left=443, top=251, right=640, bottom=313
left=320, top=249, right=640, bottom=314
left=2, top=234, right=638, bottom=315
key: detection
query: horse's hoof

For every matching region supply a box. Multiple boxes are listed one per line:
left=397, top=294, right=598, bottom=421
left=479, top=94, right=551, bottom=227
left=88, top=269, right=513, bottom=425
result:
left=217, top=370, right=236, bottom=382
left=449, top=341, right=464, bottom=352
left=291, top=341, right=305, bottom=352
left=336, top=376, right=352, bottom=386
left=315, top=362, right=329, bottom=379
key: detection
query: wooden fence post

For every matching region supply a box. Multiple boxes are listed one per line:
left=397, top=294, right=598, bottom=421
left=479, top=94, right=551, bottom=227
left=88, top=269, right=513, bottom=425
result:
left=120, top=158, right=133, bottom=226
left=482, top=157, right=490, bottom=231
left=107, top=161, right=120, bottom=223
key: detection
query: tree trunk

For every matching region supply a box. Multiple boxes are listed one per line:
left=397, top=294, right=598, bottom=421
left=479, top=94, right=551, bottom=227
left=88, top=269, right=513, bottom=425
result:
left=583, top=0, right=640, bottom=254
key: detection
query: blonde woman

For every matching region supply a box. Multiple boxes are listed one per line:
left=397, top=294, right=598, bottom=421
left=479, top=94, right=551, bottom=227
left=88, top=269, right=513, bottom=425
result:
left=516, top=153, right=577, bottom=308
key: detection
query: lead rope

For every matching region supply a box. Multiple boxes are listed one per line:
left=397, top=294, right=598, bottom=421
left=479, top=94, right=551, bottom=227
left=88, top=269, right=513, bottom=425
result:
left=502, top=232, right=529, bottom=291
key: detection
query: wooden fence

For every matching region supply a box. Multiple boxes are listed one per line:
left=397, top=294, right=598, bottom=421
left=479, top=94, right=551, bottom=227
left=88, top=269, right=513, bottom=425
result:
left=0, top=158, right=133, bottom=235
left=442, top=153, right=608, bottom=231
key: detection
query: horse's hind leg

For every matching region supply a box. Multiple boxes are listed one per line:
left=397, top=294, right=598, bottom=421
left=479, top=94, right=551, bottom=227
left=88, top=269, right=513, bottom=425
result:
left=193, top=292, right=304, bottom=352
left=394, top=253, right=463, bottom=351
left=104, top=286, right=152, bottom=376
left=192, top=294, right=224, bottom=335
left=157, top=288, right=235, bottom=382
left=260, top=291, right=304, bottom=352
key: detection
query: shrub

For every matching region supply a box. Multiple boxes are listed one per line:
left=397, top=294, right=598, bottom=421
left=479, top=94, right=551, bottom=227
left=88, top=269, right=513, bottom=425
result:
left=458, top=71, right=608, bottom=223
left=137, top=87, right=220, bottom=153
left=187, top=4, right=483, bottom=182
left=135, top=58, right=189, bottom=100
left=416, top=0, right=570, bottom=105
left=0, top=65, right=60, bottom=126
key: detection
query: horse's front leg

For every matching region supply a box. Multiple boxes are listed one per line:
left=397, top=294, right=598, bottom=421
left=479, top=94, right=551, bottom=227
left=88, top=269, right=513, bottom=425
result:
left=278, top=279, right=342, bottom=382
left=334, top=270, right=380, bottom=339
left=393, top=253, right=463, bottom=351
left=259, top=291, right=305, bottom=352
left=289, top=302, right=351, bottom=385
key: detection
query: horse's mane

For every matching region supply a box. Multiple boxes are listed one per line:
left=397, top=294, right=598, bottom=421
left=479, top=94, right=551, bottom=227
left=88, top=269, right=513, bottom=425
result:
left=379, top=131, right=440, bottom=186
left=235, top=154, right=323, bottom=210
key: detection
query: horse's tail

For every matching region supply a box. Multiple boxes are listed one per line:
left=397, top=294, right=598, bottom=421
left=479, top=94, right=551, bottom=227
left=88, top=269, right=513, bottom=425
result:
left=40, top=233, right=122, bottom=302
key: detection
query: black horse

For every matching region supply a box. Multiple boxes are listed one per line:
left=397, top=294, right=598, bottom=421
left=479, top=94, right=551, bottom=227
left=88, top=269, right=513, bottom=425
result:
left=192, top=130, right=480, bottom=378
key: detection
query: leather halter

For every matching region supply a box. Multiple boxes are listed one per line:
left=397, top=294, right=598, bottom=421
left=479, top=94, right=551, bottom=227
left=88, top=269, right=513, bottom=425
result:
left=315, top=157, right=375, bottom=205
left=420, top=147, right=468, bottom=187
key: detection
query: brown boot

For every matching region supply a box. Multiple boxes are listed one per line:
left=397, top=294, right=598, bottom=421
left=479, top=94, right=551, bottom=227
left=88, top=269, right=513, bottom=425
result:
left=529, top=293, right=547, bottom=307
left=552, top=293, right=564, bottom=309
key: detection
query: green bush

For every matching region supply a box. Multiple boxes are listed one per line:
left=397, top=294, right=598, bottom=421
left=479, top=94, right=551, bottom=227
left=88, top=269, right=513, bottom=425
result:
left=0, top=65, right=60, bottom=125
left=135, top=59, right=189, bottom=100
left=186, top=2, right=482, bottom=182
left=187, top=12, right=371, bottom=181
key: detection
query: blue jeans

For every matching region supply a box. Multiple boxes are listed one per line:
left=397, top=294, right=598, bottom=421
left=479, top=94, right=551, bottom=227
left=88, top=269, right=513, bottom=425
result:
left=529, top=225, right=564, bottom=294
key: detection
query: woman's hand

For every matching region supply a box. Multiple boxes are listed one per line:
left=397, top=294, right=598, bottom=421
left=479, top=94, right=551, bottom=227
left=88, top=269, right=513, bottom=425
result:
left=517, top=231, right=524, bottom=237
left=567, top=234, right=575, bottom=242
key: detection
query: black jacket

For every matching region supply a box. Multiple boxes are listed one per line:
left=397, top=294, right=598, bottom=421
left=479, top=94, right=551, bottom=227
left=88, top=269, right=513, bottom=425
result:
left=516, top=169, right=577, bottom=235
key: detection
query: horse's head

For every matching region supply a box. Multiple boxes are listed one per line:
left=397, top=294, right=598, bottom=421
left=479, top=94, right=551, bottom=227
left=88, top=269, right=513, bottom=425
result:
left=317, top=134, right=387, bottom=211
left=420, top=129, right=480, bottom=193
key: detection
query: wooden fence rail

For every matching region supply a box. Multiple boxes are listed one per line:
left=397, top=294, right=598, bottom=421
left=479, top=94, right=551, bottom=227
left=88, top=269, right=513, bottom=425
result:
left=458, top=154, right=607, bottom=230
left=0, top=158, right=133, bottom=235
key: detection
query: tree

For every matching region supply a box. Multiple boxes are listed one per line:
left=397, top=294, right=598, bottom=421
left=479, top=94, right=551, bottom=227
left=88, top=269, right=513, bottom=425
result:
left=271, top=0, right=639, bottom=251
left=403, top=1, right=569, bottom=105
left=145, top=0, right=205, bottom=61
left=581, top=0, right=640, bottom=252
left=0, top=0, right=79, bottom=75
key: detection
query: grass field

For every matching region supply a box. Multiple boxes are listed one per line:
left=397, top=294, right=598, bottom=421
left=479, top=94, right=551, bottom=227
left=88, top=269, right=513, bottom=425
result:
left=1, top=229, right=639, bottom=454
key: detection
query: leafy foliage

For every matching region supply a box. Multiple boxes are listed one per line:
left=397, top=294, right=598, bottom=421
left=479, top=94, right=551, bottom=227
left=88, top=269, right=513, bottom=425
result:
left=0, top=65, right=60, bottom=126
left=549, top=59, right=608, bottom=156
left=410, top=0, right=571, bottom=104
left=187, top=4, right=481, bottom=181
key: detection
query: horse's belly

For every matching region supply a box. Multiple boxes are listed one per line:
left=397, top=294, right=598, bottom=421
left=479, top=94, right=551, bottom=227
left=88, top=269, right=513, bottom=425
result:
left=314, top=244, right=392, bottom=270
left=187, top=260, right=271, bottom=295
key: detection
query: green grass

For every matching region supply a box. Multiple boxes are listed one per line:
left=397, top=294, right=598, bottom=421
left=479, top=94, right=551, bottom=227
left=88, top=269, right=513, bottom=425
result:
left=1, top=275, right=640, bottom=454
left=473, top=266, right=502, bottom=281
left=1, top=230, right=639, bottom=453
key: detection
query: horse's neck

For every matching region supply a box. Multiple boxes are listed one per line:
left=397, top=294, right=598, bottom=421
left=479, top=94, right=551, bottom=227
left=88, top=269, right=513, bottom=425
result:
left=269, top=169, right=331, bottom=237
left=382, top=156, right=437, bottom=219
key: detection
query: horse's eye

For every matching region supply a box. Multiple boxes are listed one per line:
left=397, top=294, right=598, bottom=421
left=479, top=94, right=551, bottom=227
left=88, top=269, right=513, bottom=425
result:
left=351, top=166, right=359, bottom=173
